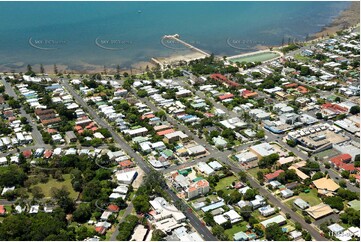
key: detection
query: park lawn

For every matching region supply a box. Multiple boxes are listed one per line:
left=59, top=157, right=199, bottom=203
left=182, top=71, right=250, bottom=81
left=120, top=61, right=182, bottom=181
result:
left=215, top=176, right=238, bottom=191
left=224, top=221, right=248, bottom=240
left=30, top=174, right=78, bottom=200
left=298, top=189, right=321, bottom=206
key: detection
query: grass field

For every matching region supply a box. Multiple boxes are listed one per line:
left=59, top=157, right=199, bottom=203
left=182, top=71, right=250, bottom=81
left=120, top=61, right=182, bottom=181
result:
left=229, top=51, right=280, bottom=63
left=224, top=221, right=248, bottom=240
left=215, top=176, right=238, bottom=191
left=30, top=174, right=78, bottom=200
left=248, top=167, right=269, bottom=179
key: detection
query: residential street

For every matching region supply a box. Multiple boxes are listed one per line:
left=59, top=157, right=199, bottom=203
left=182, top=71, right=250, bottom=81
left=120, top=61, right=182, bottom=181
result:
left=61, top=79, right=218, bottom=241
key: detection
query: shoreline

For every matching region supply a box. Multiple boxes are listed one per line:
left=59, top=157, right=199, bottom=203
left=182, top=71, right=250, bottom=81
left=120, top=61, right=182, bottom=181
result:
left=311, top=1, right=360, bottom=39
left=0, top=3, right=359, bottom=75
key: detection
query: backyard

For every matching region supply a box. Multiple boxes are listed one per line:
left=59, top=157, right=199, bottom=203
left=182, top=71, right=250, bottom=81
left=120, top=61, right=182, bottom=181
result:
left=224, top=221, right=248, bottom=240
left=215, top=175, right=238, bottom=192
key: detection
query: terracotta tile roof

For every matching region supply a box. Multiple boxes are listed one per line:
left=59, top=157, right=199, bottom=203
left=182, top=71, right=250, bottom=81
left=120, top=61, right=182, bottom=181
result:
left=210, top=73, right=240, bottom=87
left=107, top=204, right=120, bottom=212
left=156, top=128, right=175, bottom=136
left=264, top=170, right=284, bottom=181
left=218, top=93, right=234, bottom=100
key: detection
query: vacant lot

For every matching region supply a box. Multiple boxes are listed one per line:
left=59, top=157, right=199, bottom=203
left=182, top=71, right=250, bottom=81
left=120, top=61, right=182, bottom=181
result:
left=30, top=174, right=78, bottom=200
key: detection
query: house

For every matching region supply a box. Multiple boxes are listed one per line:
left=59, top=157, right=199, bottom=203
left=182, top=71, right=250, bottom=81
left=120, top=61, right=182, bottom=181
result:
left=163, top=131, right=188, bottom=143
left=197, top=162, right=214, bottom=175
left=210, top=73, right=240, bottom=87
left=290, top=231, right=303, bottom=240
left=260, top=215, right=286, bottom=228
left=0, top=205, right=6, bottom=215
left=115, top=170, right=138, bottom=184
left=118, top=160, right=134, bottom=169
left=212, top=136, right=228, bottom=148
left=187, top=145, right=206, bottom=156
left=280, top=189, right=294, bottom=199
left=250, top=142, right=276, bottom=158
left=306, top=203, right=333, bottom=219
left=1, top=186, right=15, bottom=196
left=107, top=204, right=120, bottom=213
left=233, top=231, right=250, bottom=241
left=347, top=200, right=360, bottom=211
left=131, top=225, right=148, bottom=241
left=29, top=205, right=40, bottom=214
left=234, top=151, right=258, bottom=163
left=293, top=198, right=310, bottom=210
left=312, top=177, right=340, bottom=196
left=258, top=205, right=275, bottom=217
left=100, top=211, right=112, bottom=221
left=328, top=223, right=345, bottom=236
left=264, top=170, right=284, bottom=182
left=187, top=179, right=210, bottom=199
left=208, top=161, right=223, bottom=170
left=65, top=131, right=77, bottom=143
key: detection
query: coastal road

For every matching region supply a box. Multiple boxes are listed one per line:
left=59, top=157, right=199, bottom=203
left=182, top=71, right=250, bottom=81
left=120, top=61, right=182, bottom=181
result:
left=61, top=79, right=218, bottom=241
left=1, top=77, right=45, bottom=147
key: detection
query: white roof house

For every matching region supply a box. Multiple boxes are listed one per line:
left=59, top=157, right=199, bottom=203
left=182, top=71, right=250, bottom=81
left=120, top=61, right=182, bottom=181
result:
left=115, top=170, right=137, bottom=184
left=197, top=162, right=215, bottom=175
left=250, top=142, right=276, bottom=157
left=208, top=161, right=223, bottom=170
left=214, top=214, right=228, bottom=225
left=223, top=210, right=241, bottom=223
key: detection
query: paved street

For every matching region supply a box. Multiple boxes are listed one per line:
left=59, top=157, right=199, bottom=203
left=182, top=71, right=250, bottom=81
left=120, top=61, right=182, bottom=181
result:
left=109, top=202, right=134, bottom=241
left=264, top=130, right=359, bottom=193
left=1, top=77, right=45, bottom=146
left=129, top=80, right=327, bottom=240
left=61, top=79, right=218, bottom=241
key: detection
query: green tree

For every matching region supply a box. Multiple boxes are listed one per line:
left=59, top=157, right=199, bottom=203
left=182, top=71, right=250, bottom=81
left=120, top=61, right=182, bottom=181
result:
left=133, top=195, right=150, bottom=214
left=151, top=229, right=166, bottom=241
left=350, top=106, right=360, bottom=115
left=211, top=225, right=228, bottom=240
left=72, top=204, right=92, bottom=223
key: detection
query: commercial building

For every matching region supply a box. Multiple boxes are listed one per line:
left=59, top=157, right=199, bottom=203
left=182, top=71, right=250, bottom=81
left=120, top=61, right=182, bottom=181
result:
left=249, top=142, right=276, bottom=158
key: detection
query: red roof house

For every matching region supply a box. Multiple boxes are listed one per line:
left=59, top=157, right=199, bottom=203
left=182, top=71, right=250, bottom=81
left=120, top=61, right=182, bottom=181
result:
left=156, top=129, right=175, bottom=136
left=264, top=170, right=284, bottom=182
left=22, top=150, right=32, bottom=159
left=43, top=150, right=53, bottom=159
left=218, top=93, right=234, bottom=101
left=0, top=205, right=6, bottom=215
left=330, top=154, right=352, bottom=165
left=210, top=74, right=240, bottom=87
left=95, top=226, right=106, bottom=235
left=118, top=160, right=134, bottom=169
left=107, top=204, right=120, bottom=213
